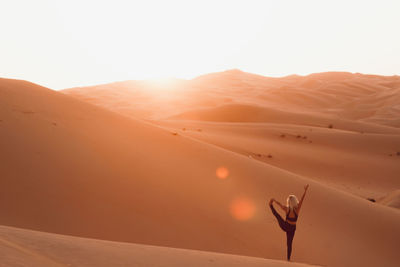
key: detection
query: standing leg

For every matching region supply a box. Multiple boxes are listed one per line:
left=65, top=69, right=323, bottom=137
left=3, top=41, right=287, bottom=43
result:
left=286, top=229, right=295, bottom=261
left=270, top=202, right=287, bottom=232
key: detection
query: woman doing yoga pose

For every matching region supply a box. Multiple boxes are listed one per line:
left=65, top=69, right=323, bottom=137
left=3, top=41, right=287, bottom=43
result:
left=269, top=184, right=309, bottom=261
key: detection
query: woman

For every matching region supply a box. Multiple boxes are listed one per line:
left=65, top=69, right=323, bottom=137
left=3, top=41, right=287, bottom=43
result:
left=269, top=184, right=309, bottom=261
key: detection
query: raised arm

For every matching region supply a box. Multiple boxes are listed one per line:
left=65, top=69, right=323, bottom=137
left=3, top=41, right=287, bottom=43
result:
left=297, top=184, right=309, bottom=213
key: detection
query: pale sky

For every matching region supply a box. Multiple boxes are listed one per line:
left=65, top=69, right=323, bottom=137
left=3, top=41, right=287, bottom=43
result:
left=1, top=0, right=399, bottom=89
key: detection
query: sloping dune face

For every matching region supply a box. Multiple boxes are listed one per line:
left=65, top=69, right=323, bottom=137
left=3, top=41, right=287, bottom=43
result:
left=63, top=70, right=400, bottom=127
left=1, top=77, right=400, bottom=267
left=63, top=70, right=400, bottom=201
left=0, top=225, right=312, bottom=267
left=155, top=119, right=400, bottom=201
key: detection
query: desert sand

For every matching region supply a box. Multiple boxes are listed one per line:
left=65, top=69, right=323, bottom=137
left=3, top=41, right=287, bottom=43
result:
left=0, top=225, right=312, bottom=267
left=1, top=71, right=400, bottom=266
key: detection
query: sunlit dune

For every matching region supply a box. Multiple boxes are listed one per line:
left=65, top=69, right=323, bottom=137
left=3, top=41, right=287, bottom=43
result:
left=1, top=73, right=400, bottom=267
left=0, top=225, right=312, bottom=267
left=63, top=70, right=400, bottom=127
left=1, top=0, right=400, bottom=265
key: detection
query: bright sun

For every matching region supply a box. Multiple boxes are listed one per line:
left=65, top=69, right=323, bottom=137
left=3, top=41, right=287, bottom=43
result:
left=1, top=0, right=400, bottom=89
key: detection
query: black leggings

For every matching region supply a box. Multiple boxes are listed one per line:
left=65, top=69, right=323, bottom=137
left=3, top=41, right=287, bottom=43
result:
left=270, top=204, right=296, bottom=260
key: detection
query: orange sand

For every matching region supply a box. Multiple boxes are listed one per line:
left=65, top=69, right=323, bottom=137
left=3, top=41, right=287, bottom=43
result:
left=1, top=71, right=400, bottom=266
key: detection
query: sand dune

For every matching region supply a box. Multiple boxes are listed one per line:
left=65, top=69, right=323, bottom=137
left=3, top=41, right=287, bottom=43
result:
left=0, top=225, right=314, bottom=267
left=167, top=103, right=400, bottom=134
left=1, top=76, right=400, bottom=266
left=156, top=120, right=400, bottom=199
left=63, top=70, right=400, bottom=127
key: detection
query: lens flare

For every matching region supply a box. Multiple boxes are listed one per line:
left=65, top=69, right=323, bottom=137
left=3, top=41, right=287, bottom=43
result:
left=216, top=167, right=229, bottom=179
left=230, top=197, right=256, bottom=221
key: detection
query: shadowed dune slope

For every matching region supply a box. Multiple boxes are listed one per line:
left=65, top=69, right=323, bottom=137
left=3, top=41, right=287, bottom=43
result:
left=0, top=225, right=313, bottom=267
left=167, top=103, right=400, bottom=134
left=1, top=78, right=400, bottom=267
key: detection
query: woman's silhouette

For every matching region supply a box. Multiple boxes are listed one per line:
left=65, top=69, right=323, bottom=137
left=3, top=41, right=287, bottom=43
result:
left=269, top=184, right=309, bottom=261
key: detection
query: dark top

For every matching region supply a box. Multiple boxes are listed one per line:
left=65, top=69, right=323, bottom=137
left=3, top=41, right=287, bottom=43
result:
left=286, top=208, right=298, bottom=222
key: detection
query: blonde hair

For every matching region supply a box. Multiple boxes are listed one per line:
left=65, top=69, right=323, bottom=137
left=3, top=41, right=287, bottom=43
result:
left=287, top=195, right=299, bottom=211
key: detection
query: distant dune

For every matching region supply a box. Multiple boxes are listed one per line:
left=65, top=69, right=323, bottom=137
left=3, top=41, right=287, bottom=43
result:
left=63, top=69, right=400, bottom=127
left=1, top=73, right=400, bottom=267
left=167, top=103, right=400, bottom=134
left=169, top=103, right=325, bottom=123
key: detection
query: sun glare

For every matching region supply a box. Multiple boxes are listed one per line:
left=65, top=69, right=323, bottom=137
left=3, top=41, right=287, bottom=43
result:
left=230, top=196, right=256, bottom=221
left=145, top=78, right=181, bottom=89
left=216, top=167, right=229, bottom=179
left=1, top=0, right=399, bottom=89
